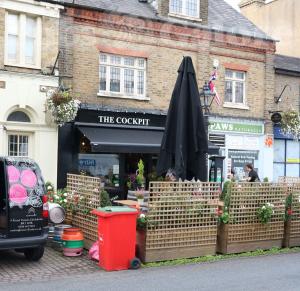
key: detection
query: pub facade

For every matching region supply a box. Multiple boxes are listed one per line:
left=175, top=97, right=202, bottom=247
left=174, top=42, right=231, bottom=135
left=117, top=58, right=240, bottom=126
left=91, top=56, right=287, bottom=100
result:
left=52, top=0, right=276, bottom=191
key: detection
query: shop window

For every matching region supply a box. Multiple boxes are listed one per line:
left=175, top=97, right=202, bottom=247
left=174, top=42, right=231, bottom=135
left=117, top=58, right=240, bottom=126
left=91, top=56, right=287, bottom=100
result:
left=273, top=139, right=285, bottom=163
left=78, top=154, right=120, bottom=188
left=5, top=12, right=41, bottom=68
left=273, top=139, right=300, bottom=180
left=169, top=0, right=200, bottom=18
left=99, top=53, right=146, bottom=100
left=224, top=70, right=246, bottom=105
left=7, top=111, right=31, bottom=123
left=8, top=134, right=29, bottom=157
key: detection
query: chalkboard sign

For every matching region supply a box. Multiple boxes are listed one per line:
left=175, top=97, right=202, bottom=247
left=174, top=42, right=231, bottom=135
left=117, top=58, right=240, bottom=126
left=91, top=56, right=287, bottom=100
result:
left=4, top=158, right=45, bottom=238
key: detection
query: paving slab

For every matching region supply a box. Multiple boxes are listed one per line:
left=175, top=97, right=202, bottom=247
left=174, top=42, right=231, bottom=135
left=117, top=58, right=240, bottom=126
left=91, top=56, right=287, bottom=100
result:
left=0, top=246, right=100, bottom=283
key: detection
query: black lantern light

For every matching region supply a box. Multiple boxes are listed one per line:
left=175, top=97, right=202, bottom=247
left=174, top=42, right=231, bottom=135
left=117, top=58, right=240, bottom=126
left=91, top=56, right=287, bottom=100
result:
left=199, top=82, right=216, bottom=115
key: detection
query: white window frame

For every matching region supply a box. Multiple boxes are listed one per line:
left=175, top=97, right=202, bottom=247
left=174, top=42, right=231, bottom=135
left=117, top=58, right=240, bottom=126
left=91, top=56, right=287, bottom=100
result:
left=7, top=132, right=31, bottom=157
left=4, top=11, right=42, bottom=69
left=224, top=69, right=248, bottom=109
left=169, top=0, right=200, bottom=19
left=98, top=53, right=148, bottom=101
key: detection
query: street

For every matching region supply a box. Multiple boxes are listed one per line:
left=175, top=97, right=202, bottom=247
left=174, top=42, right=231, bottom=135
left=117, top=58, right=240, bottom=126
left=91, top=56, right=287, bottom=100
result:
left=1, top=251, right=299, bottom=291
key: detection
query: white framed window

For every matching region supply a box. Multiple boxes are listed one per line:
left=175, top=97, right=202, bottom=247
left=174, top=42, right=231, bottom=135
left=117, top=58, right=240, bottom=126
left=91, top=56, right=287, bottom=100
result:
left=8, top=134, right=29, bottom=157
left=224, top=70, right=246, bottom=105
left=5, top=12, right=41, bottom=68
left=169, top=0, right=200, bottom=18
left=99, top=53, right=147, bottom=100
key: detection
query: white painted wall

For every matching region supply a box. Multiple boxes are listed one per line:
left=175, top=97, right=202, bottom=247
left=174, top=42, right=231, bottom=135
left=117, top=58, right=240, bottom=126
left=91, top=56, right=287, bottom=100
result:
left=0, top=71, right=59, bottom=184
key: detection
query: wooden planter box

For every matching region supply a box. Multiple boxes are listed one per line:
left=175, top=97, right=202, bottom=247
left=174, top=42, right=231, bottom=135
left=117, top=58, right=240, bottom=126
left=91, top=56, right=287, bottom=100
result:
left=283, top=220, right=300, bottom=248
left=136, top=227, right=217, bottom=263
left=217, top=222, right=284, bottom=254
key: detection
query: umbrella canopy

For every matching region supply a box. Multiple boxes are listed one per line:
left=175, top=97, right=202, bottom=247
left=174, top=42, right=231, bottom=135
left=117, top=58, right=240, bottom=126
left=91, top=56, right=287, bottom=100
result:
left=157, top=56, right=208, bottom=181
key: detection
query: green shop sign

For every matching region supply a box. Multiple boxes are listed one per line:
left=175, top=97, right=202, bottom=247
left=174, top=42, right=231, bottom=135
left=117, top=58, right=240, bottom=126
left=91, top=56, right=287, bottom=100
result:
left=209, top=121, right=264, bottom=134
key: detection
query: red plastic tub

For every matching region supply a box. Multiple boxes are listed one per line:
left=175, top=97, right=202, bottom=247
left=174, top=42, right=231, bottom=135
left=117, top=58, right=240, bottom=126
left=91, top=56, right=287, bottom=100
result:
left=91, top=206, right=138, bottom=271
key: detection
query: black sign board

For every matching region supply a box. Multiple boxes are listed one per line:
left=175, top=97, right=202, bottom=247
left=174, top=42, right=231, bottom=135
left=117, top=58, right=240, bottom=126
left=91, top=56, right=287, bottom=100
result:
left=271, top=112, right=282, bottom=124
left=76, top=109, right=166, bottom=128
left=9, top=206, right=43, bottom=238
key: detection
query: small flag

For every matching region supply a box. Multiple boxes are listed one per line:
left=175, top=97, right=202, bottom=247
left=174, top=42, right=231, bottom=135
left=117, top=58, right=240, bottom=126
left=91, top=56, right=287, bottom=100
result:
left=208, top=69, right=221, bottom=106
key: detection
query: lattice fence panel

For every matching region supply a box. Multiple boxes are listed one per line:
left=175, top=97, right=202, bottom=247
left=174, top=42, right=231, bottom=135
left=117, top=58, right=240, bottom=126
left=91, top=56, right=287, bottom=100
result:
left=228, top=183, right=286, bottom=243
left=67, top=174, right=101, bottom=242
left=146, top=182, right=221, bottom=250
left=278, top=177, right=300, bottom=184
left=288, top=183, right=300, bottom=238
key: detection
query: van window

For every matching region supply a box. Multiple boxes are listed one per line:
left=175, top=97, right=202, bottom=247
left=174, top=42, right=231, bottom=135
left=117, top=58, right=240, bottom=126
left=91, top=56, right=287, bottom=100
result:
left=0, top=161, right=7, bottom=229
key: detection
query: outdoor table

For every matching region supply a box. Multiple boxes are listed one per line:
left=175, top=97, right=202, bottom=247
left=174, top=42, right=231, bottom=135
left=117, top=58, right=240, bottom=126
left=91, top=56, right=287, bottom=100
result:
left=114, top=200, right=139, bottom=208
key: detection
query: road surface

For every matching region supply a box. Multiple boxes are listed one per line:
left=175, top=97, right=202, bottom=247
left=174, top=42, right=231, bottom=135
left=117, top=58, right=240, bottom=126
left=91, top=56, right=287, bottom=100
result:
left=1, top=252, right=299, bottom=291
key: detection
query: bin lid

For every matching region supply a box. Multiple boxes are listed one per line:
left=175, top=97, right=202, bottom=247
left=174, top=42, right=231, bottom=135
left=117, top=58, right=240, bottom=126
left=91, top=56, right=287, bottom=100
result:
left=96, top=206, right=138, bottom=213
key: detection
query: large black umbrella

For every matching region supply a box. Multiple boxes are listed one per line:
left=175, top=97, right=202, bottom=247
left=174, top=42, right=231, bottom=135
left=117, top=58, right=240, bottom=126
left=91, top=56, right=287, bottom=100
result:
left=157, top=57, right=208, bottom=181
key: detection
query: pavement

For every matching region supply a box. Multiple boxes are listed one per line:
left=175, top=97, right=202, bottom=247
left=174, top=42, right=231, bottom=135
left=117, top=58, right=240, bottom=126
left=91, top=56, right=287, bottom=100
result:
left=0, top=246, right=99, bottom=284
left=1, top=249, right=300, bottom=291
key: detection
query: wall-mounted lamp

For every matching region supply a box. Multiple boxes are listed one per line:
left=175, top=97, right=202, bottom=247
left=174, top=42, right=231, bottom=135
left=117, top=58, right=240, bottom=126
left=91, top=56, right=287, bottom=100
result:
left=274, top=84, right=291, bottom=103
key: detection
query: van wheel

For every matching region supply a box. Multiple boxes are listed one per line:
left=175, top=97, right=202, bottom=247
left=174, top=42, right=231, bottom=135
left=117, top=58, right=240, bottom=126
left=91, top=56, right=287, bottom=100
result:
left=24, top=246, right=44, bottom=261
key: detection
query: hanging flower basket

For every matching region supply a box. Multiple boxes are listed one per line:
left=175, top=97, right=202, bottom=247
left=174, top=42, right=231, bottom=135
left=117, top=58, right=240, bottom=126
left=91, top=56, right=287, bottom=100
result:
left=46, top=90, right=80, bottom=126
left=281, top=109, right=300, bottom=140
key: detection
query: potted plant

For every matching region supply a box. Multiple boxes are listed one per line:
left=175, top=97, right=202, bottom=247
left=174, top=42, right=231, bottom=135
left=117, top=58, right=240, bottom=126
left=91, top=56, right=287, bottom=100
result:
left=46, top=89, right=80, bottom=126
left=281, top=109, right=300, bottom=139
left=136, top=159, right=145, bottom=189
left=136, top=191, right=144, bottom=206
left=256, top=203, right=274, bottom=224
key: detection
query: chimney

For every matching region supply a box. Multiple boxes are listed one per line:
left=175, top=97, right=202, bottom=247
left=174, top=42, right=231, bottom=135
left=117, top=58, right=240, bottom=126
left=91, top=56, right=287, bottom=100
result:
left=157, top=0, right=170, bottom=17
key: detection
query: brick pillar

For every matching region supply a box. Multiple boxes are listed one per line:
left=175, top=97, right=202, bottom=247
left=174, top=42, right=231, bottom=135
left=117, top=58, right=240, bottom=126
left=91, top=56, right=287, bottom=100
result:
left=200, top=0, right=209, bottom=25
left=264, top=52, right=275, bottom=134
left=58, top=9, right=74, bottom=89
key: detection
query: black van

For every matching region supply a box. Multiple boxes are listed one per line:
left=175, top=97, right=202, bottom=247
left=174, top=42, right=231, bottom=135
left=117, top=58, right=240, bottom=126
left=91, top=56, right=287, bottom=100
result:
left=0, top=157, right=48, bottom=261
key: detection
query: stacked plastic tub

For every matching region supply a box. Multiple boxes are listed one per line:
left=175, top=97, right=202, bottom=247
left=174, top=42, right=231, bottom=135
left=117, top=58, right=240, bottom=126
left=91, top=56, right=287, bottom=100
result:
left=62, top=228, right=84, bottom=256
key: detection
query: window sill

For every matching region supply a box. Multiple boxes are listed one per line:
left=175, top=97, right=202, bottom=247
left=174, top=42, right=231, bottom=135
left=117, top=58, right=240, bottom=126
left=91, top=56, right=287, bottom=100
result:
left=97, top=92, right=150, bottom=101
left=223, top=103, right=249, bottom=110
left=168, top=13, right=202, bottom=22
left=4, top=62, right=41, bottom=70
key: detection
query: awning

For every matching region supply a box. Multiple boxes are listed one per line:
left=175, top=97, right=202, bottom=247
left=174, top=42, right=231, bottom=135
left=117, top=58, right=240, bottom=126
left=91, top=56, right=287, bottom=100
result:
left=78, top=126, right=163, bottom=153
left=78, top=126, right=220, bottom=155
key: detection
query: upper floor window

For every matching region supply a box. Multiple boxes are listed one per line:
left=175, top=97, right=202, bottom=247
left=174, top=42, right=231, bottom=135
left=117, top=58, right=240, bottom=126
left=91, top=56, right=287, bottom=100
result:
left=169, top=0, right=200, bottom=18
left=5, top=12, right=41, bottom=68
left=224, top=70, right=246, bottom=105
left=99, top=53, right=147, bottom=100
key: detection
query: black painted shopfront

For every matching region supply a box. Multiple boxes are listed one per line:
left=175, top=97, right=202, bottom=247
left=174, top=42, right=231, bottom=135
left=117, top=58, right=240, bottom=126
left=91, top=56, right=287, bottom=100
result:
left=57, top=105, right=219, bottom=199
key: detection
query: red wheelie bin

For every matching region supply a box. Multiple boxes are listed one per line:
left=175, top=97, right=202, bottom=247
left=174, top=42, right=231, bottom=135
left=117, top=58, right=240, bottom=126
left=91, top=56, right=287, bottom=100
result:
left=92, top=206, right=140, bottom=271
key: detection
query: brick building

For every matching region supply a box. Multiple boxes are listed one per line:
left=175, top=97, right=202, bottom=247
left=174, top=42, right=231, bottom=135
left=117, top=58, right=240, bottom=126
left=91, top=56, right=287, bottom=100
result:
left=271, top=55, right=300, bottom=180
left=0, top=0, right=62, bottom=183
left=240, top=0, right=300, bottom=179
left=240, top=0, right=300, bottom=58
left=42, top=0, right=277, bottom=189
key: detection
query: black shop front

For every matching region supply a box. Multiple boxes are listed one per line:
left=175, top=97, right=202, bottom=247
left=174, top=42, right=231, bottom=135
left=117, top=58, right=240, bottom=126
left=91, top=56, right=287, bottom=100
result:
left=57, top=105, right=219, bottom=199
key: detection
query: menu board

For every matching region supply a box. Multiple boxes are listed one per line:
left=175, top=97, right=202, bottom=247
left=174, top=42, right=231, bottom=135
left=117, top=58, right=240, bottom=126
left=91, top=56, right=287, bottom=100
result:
left=5, top=158, right=45, bottom=237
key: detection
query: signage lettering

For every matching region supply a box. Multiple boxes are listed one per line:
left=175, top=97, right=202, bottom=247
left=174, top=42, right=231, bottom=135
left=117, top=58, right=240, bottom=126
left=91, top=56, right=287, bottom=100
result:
left=98, top=115, right=150, bottom=126
left=209, top=121, right=264, bottom=134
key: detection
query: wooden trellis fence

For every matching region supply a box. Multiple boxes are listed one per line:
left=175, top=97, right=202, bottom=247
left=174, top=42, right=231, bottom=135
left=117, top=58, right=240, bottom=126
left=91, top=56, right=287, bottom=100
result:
left=66, top=174, right=101, bottom=245
left=217, top=183, right=287, bottom=254
left=137, top=181, right=221, bottom=262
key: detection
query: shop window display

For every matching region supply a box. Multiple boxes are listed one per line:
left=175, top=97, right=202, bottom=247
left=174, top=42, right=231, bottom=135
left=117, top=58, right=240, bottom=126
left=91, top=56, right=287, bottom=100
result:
left=78, top=154, right=120, bottom=188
